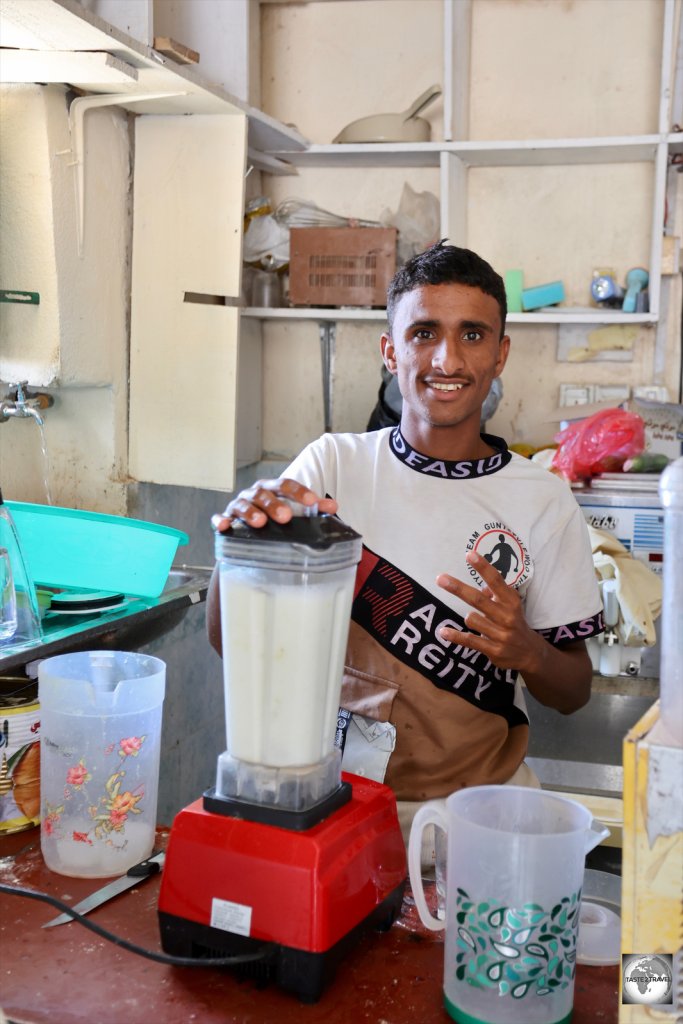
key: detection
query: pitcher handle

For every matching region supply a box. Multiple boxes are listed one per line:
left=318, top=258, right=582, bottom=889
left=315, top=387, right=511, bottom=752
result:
left=585, top=817, right=611, bottom=855
left=408, top=801, right=448, bottom=932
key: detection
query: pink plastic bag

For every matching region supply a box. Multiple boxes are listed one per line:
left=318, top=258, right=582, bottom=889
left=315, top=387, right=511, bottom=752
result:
left=552, top=408, right=645, bottom=482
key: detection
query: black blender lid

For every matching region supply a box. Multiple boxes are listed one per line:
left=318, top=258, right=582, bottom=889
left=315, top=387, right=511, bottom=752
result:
left=226, top=513, right=360, bottom=549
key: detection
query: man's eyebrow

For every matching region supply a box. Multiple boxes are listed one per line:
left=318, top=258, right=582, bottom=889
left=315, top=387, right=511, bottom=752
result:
left=406, top=317, right=496, bottom=333
left=406, top=318, right=440, bottom=331
left=460, top=318, right=496, bottom=333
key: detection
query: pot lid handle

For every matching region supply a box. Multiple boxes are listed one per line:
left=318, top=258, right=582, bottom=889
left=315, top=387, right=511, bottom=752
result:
left=403, top=84, right=442, bottom=122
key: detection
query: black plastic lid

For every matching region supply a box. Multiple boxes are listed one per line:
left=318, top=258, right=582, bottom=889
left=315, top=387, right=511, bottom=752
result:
left=225, top=513, right=360, bottom=549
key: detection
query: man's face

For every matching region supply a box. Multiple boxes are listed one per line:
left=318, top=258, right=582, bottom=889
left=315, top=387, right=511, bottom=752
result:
left=381, top=282, right=510, bottom=438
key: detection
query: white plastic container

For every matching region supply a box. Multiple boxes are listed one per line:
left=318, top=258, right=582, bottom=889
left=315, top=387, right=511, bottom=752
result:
left=576, top=868, right=621, bottom=966
left=0, top=546, right=17, bottom=640
left=658, top=457, right=683, bottom=745
left=409, top=786, right=610, bottom=1024
left=0, top=488, right=41, bottom=648
left=39, top=651, right=166, bottom=877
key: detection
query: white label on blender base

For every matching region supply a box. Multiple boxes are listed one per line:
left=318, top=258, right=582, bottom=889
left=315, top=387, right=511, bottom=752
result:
left=210, top=896, right=252, bottom=936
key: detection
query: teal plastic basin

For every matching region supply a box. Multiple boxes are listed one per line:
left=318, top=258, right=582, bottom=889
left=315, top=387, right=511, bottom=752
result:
left=6, top=501, right=189, bottom=598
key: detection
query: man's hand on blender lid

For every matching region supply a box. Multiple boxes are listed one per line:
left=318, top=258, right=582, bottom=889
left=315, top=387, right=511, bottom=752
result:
left=211, top=478, right=338, bottom=533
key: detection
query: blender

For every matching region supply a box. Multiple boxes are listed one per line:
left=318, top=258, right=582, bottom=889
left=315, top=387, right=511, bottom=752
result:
left=157, top=510, right=407, bottom=1001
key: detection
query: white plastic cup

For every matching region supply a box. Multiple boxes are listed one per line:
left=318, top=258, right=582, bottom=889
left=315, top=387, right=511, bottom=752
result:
left=409, top=786, right=610, bottom=1024
left=0, top=547, right=18, bottom=641
left=39, top=651, right=166, bottom=877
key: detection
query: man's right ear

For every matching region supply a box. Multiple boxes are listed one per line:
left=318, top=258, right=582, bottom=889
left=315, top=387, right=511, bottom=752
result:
left=381, top=333, right=398, bottom=373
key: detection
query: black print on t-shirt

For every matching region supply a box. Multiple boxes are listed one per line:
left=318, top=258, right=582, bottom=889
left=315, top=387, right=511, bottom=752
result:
left=390, top=427, right=512, bottom=479
left=353, top=547, right=604, bottom=726
left=353, top=548, right=528, bottom=727
left=483, top=533, right=519, bottom=579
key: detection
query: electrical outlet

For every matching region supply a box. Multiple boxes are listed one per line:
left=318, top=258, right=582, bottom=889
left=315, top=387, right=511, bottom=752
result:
left=559, top=384, right=595, bottom=406
left=633, top=385, right=669, bottom=402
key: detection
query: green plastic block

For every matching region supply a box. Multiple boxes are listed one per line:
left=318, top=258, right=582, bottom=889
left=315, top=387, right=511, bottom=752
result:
left=504, top=270, right=524, bottom=313
left=522, top=280, right=565, bottom=311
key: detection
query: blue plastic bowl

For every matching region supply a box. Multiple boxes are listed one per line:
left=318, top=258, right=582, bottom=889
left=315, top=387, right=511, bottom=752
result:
left=6, top=501, right=188, bottom=598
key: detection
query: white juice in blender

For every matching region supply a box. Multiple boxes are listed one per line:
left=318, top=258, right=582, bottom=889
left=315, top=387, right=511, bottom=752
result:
left=219, top=568, right=355, bottom=767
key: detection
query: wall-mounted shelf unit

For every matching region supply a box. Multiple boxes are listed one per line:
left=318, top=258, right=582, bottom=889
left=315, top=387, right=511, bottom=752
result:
left=269, top=136, right=670, bottom=170
left=242, top=307, right=657, bottom=326
left=243, top=307, right=388, bottom=323
left=254, top=0, right=682, bottom=333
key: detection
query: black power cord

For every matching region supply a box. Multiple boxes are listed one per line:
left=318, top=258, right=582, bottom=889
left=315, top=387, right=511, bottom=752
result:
left=0, top=882, right=269, bottom=968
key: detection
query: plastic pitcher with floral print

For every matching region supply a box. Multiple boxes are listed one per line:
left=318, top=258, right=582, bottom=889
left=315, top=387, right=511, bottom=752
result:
left=409, top=786, right=609, bottom=1024
left=39, top=651, right=165, bottom=877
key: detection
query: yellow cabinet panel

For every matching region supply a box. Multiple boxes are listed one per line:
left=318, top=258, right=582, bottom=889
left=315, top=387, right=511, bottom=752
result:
left=129, top=114, right=246, bottom=490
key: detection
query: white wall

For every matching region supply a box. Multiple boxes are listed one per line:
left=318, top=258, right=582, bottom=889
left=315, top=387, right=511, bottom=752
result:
left=0, top=84, right=131, bottom=511
left=468, top=1, right=661, bottom=140
left=152, top=0, right=260, bottom=105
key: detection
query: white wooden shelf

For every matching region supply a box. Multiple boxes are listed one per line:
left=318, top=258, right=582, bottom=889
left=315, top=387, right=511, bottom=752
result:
left=242, top=307, right=656, bottom=326
left=0, top=0, right=309, bottom=158
left=668, top=131, right=683, bottom=155
left=508, top=311, right=656, bottom=326
left=243, top=307, right=388, bottom=322
left=270, top=135, right=666, bottom=170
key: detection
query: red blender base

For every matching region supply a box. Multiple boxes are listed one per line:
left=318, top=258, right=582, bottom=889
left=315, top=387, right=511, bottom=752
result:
left=158, top=771, right=407, bottom=1002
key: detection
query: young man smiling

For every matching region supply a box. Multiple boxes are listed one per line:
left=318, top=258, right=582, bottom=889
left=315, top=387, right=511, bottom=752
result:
left=208, top=241, right=603, bottom=839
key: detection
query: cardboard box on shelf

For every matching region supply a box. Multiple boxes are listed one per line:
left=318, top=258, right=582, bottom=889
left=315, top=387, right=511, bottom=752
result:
left=288, top=227, right=397, bottom=309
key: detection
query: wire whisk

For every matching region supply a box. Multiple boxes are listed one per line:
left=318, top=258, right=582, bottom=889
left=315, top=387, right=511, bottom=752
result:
left=274, top=198, right=380, bottom=230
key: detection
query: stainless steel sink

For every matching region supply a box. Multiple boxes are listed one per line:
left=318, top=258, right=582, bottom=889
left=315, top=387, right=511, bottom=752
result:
left=0, top=566, right=213, bottom=673
left=525, top=689, right=656, bottom=798
left=161, top=565, right=213, bottom=598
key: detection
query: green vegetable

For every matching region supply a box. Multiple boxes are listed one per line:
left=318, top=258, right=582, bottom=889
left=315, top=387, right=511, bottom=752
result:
left=623, top=452, right=670, bottom=473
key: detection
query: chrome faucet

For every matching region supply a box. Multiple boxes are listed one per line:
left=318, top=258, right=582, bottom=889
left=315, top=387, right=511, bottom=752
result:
left=0, top=381, right=53, bottom=427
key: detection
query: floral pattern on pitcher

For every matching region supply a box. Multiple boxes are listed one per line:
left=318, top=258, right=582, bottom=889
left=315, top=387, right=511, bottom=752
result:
left=453, top=887, right=580, bottom=999
left=40, top=735, right=147, bottom=849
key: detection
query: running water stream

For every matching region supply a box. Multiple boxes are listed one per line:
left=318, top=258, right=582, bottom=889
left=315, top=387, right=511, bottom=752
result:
left=35, top=421, right=53, bottom=505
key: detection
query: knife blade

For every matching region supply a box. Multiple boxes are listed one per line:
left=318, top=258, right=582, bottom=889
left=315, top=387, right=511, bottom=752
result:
left=42, top=850, right=165, bottom=928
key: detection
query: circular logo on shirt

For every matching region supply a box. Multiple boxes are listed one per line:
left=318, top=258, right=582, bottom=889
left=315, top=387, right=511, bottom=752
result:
left=466, top=523, right=532, bottom=589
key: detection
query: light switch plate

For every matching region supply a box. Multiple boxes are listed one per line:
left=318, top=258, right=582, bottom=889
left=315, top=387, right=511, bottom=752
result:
left=593, top=384, right=631, bottom=404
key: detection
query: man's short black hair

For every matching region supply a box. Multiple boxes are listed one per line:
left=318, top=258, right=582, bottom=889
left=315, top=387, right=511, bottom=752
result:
left=386, top=240, right=508, bottom=338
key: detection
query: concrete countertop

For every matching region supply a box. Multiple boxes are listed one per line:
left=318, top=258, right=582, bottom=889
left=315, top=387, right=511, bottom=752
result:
left=591, top=673, right=658, bottom=699
left=0, top=827, right=621, bottom=1024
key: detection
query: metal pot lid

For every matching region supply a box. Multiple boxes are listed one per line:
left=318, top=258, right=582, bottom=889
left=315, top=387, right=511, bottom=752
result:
left=332, top=84, right=441, bottom=144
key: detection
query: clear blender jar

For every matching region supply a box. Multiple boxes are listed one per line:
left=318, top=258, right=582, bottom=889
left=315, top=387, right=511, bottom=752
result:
left=213, top=509, right=362, bottom=815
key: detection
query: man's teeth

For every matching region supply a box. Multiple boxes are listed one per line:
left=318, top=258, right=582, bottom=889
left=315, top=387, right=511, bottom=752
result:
left=431, top=382, right=464, bottom=391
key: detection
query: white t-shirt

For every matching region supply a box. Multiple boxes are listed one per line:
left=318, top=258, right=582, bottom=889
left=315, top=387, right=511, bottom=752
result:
left=286, top=426, right=603, bottom=800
